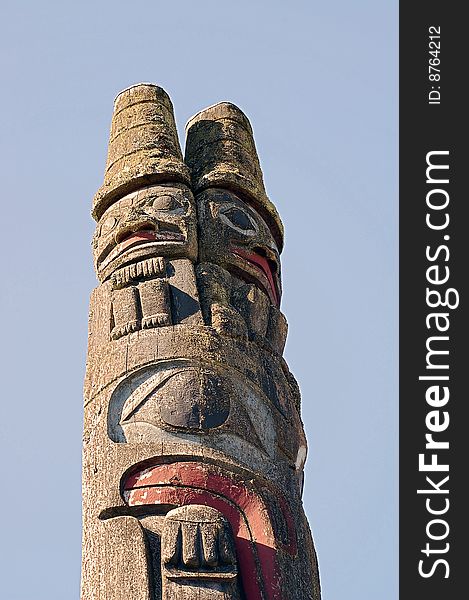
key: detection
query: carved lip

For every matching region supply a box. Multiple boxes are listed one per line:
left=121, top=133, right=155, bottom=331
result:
left=98, top=226, right=185, bottom=271
left=118, top=229, right=184, bottom=252
left=231, top=247, right=280, bottom=307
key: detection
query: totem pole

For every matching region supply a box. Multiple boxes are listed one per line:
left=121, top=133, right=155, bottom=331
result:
left=82, top=84, right=321, bottom=600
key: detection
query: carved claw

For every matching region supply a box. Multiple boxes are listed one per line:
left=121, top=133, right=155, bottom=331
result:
left=162, top=505, right=238, bottom=580
left=111, top=319, right=139, bottom=340
left=141, top=314, right=172, bottom=329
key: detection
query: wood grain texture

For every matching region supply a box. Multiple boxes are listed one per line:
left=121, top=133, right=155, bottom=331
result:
left=82, top=84, right=320, bottom=600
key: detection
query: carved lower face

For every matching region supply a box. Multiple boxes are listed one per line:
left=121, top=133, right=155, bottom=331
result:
left=197, top=189, right=282, bottom=306
left=117, top=461, right=299, bottom=600
left=93, top=183, right=197, bottom=282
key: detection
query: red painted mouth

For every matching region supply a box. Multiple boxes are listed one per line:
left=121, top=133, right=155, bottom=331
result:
left=120, top=461, right=296, bottom=600
left=97, top=226, right=186, bottom=274
left=118, top=229, right=184, bottom=252
left=118, top=230, right=158, bottom=252
left=231, top=247, right=280, bottom=307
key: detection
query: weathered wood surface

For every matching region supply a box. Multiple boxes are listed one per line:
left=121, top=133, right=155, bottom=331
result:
left=82, top=84, right=321, bottom=600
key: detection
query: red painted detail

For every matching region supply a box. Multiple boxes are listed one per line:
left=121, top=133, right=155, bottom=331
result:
left=276, top=495, right=298, bottom=556
left=119, top=230, right=157, bottom=251
left=231, top=247, right=280, bottom=307
left=127, top=486, right=267, bottom=600
left=123, top=462, right=297, bottom=600
left=124, top=462, right=297, bottom=555
left=118, top=229, right=184, bottom=253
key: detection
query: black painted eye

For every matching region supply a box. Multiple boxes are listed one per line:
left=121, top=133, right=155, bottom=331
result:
left=222, top=207, right=256, bottom=232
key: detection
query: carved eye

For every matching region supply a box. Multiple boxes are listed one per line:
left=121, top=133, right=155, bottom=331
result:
left=101, top=215, right=117, bottom=234
left=120, top=195, right=136, bottom=208
left=151, top=194, right=183, bottom=212
left=219, top=207, right=257, bottom=235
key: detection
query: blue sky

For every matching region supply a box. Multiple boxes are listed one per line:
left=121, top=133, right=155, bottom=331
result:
left=0, top=1, right=397, bottom=598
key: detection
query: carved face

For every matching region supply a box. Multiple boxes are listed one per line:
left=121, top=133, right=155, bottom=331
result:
left=93, top=184, right=197, bottom=281
left=107, top=360, right=281, bottom=476
left=197, top=189, right=282, bottom=306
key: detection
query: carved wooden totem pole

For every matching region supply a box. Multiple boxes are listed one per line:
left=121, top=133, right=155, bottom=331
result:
left=82, top=84, right=321, bottom=600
